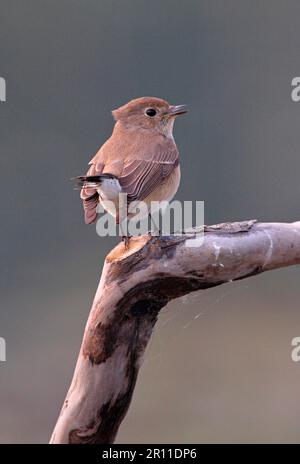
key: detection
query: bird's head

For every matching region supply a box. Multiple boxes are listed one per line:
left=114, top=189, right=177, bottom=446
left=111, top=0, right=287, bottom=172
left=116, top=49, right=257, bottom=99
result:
left=112, top=97, right=188, bottom=137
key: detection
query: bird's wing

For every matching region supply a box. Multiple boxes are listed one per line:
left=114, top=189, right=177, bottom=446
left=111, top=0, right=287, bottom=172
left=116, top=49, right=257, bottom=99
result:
left=118, top=146, right=179, bottom=203
left=80, top=141, right=179, bottom=222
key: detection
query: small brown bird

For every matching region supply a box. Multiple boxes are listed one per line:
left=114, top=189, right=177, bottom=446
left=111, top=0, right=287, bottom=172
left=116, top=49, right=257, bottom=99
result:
left=75, top=96, right=187, bottom=230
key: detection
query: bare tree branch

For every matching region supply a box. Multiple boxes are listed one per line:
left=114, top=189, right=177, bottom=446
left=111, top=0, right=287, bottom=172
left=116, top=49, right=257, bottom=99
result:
left=50, top=220, right=300, bottom=444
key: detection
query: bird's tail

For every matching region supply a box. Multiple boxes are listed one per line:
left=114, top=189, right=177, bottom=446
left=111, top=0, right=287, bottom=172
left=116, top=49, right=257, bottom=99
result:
left=72, top=173, right=117, bottom=190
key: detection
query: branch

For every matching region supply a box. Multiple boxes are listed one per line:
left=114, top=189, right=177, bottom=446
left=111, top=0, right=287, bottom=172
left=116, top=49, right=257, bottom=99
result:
left=50, top=220, right=300, bottom=444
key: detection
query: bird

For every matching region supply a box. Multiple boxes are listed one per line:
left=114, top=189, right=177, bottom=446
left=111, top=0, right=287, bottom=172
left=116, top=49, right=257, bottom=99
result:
left=74, top=96, right=187, bottom=238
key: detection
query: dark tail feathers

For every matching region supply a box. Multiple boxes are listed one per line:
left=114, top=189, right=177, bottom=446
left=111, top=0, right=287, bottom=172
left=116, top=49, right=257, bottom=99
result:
left=72, top=173, right=117, bottom=190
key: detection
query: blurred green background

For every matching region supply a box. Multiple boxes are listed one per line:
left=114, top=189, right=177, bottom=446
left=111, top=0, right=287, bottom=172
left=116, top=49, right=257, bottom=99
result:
left=1, top=0, right=300, bottom=443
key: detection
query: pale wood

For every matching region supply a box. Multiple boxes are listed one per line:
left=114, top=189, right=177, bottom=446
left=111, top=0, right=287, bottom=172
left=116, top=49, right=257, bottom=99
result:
left=50, top=220, right=300, bottom=444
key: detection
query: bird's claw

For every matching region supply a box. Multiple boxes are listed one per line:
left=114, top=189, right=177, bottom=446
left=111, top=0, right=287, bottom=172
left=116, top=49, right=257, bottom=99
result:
left=122, top=235, right=131, bottom=248
left=147, top=230, right=161, bottom=237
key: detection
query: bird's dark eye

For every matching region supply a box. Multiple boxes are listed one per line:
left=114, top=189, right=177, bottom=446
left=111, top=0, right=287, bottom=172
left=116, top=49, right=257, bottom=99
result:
left=145, top=108, right=157, bottom=117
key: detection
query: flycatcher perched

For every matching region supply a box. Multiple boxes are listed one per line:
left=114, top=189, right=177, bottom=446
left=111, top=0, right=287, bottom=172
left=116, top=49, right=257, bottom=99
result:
left=75, top=97, right=187, bottom=231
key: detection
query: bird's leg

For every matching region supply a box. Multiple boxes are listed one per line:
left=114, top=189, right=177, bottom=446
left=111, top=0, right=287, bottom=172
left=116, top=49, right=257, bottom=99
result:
left=119, top=219, right=131, bottom=249
left=148, top=213, right=161, bottom=236
left=121, top=235, right=131, bottom=248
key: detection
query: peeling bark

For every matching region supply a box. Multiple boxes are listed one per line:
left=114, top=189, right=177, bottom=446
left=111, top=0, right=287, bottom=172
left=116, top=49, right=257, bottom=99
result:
left=50, top=220, right=300, bottom=444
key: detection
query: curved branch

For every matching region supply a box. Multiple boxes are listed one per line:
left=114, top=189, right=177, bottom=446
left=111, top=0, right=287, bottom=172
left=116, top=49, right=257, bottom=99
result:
left=50, top=220, right=300, bottom=444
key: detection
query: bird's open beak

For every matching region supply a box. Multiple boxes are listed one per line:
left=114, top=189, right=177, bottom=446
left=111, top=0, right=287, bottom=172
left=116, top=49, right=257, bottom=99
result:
left=168, top=104, right=188, bottom=116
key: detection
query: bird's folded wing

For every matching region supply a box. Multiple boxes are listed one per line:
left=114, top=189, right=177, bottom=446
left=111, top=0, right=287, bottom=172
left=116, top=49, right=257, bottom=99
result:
left=80, top=145, right=179, bottom=222
left=118, top=147, right=179, bottom=202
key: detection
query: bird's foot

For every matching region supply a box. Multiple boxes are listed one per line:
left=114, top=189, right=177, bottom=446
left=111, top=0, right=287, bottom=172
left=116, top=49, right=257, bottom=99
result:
left=147, top=229, right=161, bottom=237
left=122, top=235, right=131, bottom=249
